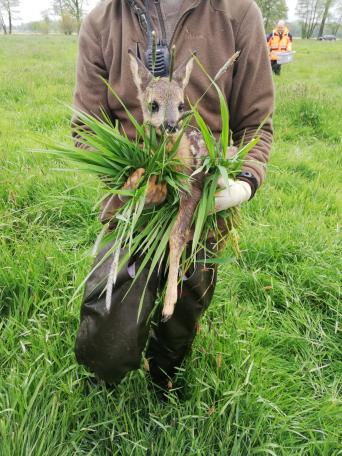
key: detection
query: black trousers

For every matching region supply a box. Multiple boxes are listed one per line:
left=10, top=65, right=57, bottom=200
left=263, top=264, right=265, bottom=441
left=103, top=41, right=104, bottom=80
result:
left=75, top=242, right=217, bottom=385
left=271, top=60, right=281, bottom=75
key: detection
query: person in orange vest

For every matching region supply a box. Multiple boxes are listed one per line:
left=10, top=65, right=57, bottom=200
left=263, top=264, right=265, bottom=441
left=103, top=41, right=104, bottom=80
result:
left=267, top=20, right=293, bottom=75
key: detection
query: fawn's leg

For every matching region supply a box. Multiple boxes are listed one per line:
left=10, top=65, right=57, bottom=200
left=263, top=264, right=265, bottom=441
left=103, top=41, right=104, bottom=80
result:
left=163, top=233, right=185, bottom=321
left=162, top=187, right=202, bottom=321
left=146, top=246, right=218, bottom=391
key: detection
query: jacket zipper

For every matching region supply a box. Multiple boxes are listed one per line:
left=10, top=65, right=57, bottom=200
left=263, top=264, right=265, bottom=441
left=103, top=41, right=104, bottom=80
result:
left=153, top=0, right=198, bottom=47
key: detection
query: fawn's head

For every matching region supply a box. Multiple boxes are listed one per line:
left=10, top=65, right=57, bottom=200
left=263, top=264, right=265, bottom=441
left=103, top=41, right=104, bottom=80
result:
left=129, top=50, right=194, bottom=136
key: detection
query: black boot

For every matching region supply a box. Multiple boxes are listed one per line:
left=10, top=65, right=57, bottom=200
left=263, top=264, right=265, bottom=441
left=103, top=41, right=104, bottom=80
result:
left=146, top=259, right=217, bottom=400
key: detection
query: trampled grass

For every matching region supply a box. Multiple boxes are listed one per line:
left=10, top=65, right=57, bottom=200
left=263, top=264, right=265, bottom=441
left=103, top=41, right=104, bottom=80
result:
left=0, top=36, right=341, bottom=455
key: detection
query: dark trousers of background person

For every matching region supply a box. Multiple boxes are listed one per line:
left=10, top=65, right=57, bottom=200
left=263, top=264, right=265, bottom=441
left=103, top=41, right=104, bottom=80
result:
left=271, top=60, right=281, bottom=75
left=74, top=241, right=217, bottom=388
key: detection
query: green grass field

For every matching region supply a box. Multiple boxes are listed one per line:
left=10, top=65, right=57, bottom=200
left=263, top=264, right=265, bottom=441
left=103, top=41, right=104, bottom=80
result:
left=0, top=36, right=341, bottom=455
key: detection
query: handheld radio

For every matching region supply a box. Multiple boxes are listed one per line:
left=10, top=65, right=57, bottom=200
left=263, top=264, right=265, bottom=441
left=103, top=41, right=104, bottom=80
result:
left=126, top=0, right=170, bottom=77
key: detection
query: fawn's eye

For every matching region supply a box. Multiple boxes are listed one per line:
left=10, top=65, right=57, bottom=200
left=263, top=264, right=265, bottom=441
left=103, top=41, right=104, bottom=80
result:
left=178, top=102, right=185, bottom=112
left=149, top=101, right=159, bottom=113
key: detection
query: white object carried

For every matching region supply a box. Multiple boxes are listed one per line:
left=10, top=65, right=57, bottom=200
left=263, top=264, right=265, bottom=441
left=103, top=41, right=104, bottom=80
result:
left=274, top=51, right=296, bottom=64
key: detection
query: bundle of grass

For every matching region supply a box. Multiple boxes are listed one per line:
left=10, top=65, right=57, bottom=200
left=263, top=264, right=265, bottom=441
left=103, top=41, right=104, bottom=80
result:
left=42, top=51, right=260, bottom=320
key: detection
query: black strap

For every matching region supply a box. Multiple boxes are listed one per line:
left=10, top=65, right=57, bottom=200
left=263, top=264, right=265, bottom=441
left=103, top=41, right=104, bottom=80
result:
left=126, top=0, right=167, bottom=47
left=126, top=0, right=170, bottom=76
left=125, top=0, right=150, bottom=37
left=236, top=171, right=258, bottom=199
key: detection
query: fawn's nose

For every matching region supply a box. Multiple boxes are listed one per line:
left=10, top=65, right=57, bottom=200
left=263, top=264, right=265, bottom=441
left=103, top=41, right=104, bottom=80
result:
left=164, top=122, right=179, bottom=134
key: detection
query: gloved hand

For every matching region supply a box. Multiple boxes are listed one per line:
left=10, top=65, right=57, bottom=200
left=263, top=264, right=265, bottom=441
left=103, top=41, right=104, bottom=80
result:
left=100, top=168, right=167, bottom=224
left=214, top=177, right=252, bottom=212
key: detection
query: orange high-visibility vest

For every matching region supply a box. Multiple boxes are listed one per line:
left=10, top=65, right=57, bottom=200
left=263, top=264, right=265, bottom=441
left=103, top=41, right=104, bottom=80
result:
left=268, top=27, right=292, bottom=60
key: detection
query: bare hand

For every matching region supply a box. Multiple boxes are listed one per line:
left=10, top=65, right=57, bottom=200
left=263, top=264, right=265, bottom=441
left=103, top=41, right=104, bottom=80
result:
left=122, top=168, right=167, bottom=207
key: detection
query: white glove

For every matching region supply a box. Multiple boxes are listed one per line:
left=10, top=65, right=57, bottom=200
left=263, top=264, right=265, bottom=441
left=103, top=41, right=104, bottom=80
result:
left=214, top=177, right=252, bottom=212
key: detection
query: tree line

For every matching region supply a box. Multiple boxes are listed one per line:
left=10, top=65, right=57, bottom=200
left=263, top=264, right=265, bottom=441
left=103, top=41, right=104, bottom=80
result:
left=295, top=0, right=342, bottom=38
left=1, top=0, right=341, bottom=38
left=0, top=0, right=20, bottom=34
left=255, top=0, right=342, bottom=37
left=0, top=0, right=92, bottom=35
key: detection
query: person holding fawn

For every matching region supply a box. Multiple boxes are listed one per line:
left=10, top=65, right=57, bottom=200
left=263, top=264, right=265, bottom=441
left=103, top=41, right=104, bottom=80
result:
left=73, top=0, right=274, bottom=395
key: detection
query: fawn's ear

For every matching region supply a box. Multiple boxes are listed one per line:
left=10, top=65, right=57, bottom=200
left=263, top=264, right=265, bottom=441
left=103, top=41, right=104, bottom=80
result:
left=128, top=50, right=152, bottom=94
left=173, top=54, right=195, bottom=89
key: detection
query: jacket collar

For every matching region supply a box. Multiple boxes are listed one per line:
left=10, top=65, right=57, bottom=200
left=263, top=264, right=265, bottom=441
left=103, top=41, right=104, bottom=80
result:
left=210, top=0, right=229, bottom=12
left=127, top=0, right=202, bottom=42
left=131, top=0, right=201, bottom=10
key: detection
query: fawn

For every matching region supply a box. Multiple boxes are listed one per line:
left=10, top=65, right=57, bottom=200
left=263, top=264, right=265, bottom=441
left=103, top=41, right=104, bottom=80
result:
left=128, top=49, right=207, bottom=321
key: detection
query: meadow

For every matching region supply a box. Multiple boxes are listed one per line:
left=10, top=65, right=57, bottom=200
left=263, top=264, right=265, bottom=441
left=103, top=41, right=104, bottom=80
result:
left=0, top=36, right=341, bottom=455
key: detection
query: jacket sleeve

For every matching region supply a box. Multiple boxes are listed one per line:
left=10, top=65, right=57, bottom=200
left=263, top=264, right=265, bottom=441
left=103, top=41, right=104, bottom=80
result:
left=71, top=14, right=111, bottom=149
left=229, top=2, right=274, bottom=192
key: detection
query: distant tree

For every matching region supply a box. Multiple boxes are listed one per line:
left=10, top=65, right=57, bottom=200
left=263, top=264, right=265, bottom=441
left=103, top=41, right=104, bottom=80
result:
left=52, top=0, right=75, bottom=34
left=286, top=20, right=302, bottom=36
left=0, top=9, right=7, bottom=34
left=330, top=1, right=342, bottom=34
left=40, top=9, right=51, bottom=34
left=256, top=0, right=288, bottom=31
left=51, top=0, right=87, bottom=33
left=52, top=0, right=64, bottom=18
left=65, top=0, right=87, bottom=31
left=0, top=0, right=20, bottom=34
left=30, top=20, right=48, bottom=34
left=16, top=18, right=59, bottom=33
left=60, top=12, right=77, bottom=34
left=296, top=0, right=325, bottom=38
left=318, top=0, right=335, bottom=36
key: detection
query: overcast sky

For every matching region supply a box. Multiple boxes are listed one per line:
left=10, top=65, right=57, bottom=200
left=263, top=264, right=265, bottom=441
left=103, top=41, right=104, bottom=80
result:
left=15, top=0, right=298, bottom=24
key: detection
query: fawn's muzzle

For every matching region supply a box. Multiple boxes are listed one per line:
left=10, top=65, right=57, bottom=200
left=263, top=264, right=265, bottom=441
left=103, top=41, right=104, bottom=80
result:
left=164, top=122, right=179, bottom=134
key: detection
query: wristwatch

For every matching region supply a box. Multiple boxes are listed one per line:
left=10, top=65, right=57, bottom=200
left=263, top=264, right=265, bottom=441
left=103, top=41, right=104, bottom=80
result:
left=236, top=171, right=258, bottom=199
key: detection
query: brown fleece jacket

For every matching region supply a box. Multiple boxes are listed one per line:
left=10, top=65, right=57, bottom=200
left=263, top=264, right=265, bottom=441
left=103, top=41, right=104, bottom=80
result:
left=72, top=0, right=274, bottom=191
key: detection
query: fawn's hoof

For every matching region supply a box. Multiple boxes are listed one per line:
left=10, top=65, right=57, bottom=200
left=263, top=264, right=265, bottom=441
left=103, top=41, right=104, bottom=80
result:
left=161, top=296, right=177, bottom=322
left=161, top=313, right=172, bottom=323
